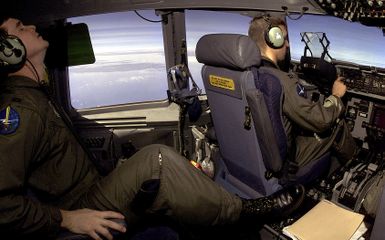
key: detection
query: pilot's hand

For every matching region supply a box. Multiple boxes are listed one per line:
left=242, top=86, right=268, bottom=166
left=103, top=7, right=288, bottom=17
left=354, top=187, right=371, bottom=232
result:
left=332, top=76, right=347, bottom=98
left=60, top=208, right=126, bottom=240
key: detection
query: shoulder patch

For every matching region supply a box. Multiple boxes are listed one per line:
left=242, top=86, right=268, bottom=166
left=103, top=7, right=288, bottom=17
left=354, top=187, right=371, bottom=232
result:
left=0, top=106, right=20, bottom=135
left=296, top=83, right=307, bottom=98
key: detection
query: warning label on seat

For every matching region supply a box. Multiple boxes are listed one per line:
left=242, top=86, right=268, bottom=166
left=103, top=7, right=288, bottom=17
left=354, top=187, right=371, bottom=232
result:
left=209, top=75, right=235, bottom=90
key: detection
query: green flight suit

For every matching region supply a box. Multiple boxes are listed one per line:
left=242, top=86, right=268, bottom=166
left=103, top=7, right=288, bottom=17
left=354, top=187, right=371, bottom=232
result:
left=260, top=59, right=356, bottom=168
left=0, top=76, right=241, bottom=238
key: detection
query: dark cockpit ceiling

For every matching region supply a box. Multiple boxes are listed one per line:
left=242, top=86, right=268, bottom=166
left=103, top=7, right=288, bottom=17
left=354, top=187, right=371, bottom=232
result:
left=6, top=0, right=385, bottom=30
left=4, top=0, right=325, bottom=24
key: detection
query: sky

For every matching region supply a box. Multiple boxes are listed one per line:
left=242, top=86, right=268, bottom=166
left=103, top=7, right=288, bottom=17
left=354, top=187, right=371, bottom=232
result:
left=286, top=14, right=385, bottom=67
left=68, top=10, right=385, bottom=109
left=69, top=11, right=168, bottom=108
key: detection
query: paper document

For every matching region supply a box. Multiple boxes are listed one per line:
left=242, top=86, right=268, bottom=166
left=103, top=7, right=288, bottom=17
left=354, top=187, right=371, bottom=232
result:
left=282, top=199, right=364, bottom=240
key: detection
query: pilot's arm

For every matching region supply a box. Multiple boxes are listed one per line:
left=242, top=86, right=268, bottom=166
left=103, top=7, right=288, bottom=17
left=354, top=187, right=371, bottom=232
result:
left=0, top=104, right=62, bottom=237
left=282, top=74, right=346, bottom=133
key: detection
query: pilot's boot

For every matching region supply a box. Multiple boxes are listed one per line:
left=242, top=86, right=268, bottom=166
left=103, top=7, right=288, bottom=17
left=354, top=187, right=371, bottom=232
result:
left=240, top=184, right=305, bottom=221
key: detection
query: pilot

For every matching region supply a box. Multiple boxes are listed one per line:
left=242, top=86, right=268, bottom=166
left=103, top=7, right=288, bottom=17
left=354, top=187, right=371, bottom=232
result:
left=0, top=16, right=305, bottom=239
left=248, top=16, right=357, bottom=175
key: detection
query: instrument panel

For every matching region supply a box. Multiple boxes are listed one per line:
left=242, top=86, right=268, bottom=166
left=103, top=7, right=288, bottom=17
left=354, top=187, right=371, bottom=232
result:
left=338, top=65, right=385, bottom=99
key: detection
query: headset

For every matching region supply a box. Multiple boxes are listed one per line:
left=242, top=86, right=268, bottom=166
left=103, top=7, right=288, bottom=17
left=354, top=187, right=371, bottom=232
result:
left=0, top=29, right=26, bottom=73
left=263, top=15, right=286, bottom=49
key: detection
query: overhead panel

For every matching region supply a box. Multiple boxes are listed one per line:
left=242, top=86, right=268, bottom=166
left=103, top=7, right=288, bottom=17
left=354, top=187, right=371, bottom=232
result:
left=314, top=0, right=385, bottom=31
left=4, top=0, right=325, bottom=23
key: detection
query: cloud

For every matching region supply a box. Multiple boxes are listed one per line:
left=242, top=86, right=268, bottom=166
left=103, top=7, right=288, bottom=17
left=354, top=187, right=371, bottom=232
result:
left=69, top=66, right=168, bottom=108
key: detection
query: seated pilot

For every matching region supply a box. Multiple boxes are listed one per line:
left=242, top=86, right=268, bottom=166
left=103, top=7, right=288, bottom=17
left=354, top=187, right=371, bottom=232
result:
left=247, top=15, right=357, bottom=176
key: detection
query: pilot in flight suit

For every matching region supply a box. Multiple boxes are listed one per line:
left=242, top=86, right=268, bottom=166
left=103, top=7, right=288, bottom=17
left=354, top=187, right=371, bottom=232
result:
left=0, top=16, right=305, bottom=239
left=248, top=16, right=356, bottom=170
left=0, top=75, right=242, bottom=236
left=0, top=76, right=305, bottom=239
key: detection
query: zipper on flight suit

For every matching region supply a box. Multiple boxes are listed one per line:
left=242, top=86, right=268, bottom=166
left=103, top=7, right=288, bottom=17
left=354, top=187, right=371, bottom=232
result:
left=158, top=151, right=163, bottom=175
left=158, top=152, right=162, bottom=164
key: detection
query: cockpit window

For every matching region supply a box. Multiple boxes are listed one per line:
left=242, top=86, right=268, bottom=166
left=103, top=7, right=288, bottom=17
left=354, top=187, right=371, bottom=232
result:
left=287, top=14, right=385, bottom=68
left=68, top=11, right=167, bottom=109
left=185, top=10, right=251, bottom=92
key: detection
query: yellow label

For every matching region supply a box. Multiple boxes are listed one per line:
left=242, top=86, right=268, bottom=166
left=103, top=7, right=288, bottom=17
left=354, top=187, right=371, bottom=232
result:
left=4, top=106, right=10, bottom=125
left=209, top=75, right=235, bottom=90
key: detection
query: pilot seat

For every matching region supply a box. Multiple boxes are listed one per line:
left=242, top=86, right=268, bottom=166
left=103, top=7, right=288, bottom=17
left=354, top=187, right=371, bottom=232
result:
left=195, top=33, right=331, bottom=198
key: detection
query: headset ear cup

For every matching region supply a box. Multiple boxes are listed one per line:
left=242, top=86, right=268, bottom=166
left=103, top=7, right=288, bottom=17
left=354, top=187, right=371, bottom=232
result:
left=0, top=35, right=27, bottom=73
left=265, top=26, right=285, bottom=49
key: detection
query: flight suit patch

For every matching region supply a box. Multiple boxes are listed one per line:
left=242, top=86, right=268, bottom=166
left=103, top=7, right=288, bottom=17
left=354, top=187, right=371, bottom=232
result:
left=0, top=106, right=20, bottom=135
left=296, top=83, right=307, bottom=98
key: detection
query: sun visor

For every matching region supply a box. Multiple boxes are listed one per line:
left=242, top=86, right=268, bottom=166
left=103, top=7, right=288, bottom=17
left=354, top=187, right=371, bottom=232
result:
left=43, top=23, right=95, bottom=68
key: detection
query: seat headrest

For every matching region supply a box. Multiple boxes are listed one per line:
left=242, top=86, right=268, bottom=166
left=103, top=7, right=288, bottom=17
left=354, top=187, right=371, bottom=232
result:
left=195, top=34, right=261, bottom=70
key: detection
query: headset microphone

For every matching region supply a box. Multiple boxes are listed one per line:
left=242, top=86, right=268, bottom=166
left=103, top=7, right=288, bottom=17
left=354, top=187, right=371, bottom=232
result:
left=0, top=29, right=27, bottom=73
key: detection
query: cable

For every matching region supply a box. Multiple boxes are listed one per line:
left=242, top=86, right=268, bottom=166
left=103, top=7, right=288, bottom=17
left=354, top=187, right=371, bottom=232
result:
left=26, top=58, right=40, bottom=83
left=134, top=10, right=171, bottom=23
left=282, top=6, right=309, bottom=20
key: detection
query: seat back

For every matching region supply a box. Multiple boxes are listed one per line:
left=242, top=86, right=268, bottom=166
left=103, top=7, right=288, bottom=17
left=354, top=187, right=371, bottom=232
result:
left=196, top=34, right=281, bottom=197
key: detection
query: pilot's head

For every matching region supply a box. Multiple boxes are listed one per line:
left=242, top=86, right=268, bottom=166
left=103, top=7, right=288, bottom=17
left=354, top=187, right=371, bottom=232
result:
left=0, top=16, right=48, bottom=76
left=248, top=15, right=289, bottom=66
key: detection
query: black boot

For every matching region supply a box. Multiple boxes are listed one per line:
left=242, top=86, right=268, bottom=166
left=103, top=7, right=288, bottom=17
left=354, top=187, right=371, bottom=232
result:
left=240, top=184, right=305, bottom=221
